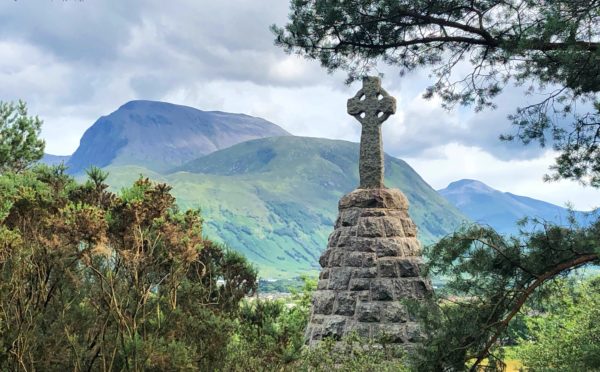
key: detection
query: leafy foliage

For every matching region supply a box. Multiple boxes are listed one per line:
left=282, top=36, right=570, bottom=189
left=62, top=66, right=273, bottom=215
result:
left=516, top=277, right=600, bottom=371
left=0, top=100, right=45, bottom=173
left=274, top=0, right=600, bottom=185
left=0, top=166, right=257, bottom=370
left=409, top=218, right=600, bottom=371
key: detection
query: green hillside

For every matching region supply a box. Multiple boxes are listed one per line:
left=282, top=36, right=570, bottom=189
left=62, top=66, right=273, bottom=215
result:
left=102, top=136, right=469, bottom=278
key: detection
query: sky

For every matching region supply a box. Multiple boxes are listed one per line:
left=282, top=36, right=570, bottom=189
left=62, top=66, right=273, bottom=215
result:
left=1, top=0, right=599, bottom=211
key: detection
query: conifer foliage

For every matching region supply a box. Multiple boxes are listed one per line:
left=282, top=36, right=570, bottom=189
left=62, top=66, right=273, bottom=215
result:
left=274, top=0, right=600, bottom=185
left=0, top=100, right=45, bottom=173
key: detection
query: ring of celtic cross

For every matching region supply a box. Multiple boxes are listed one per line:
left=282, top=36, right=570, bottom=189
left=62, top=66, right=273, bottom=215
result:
left=347, top=76, right=397, bottom=189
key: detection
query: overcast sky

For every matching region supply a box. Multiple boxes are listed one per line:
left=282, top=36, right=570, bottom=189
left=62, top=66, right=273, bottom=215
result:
left=2, top=0, right=598, bottom=210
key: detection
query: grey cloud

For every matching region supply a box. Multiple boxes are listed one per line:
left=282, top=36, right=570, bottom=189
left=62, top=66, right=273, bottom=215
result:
left=0, top=0, right=571, bottom=163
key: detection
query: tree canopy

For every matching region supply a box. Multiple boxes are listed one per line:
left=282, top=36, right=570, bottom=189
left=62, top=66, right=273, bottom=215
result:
left=0, top=166, right=257, bottom=370
left=0, top=100, right=45, bottom=173
left=273, top=0, right=600, bottom=185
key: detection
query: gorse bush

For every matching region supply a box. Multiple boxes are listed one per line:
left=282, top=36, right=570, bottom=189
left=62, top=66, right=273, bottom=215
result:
left=0, top=165, right=257, bottom=371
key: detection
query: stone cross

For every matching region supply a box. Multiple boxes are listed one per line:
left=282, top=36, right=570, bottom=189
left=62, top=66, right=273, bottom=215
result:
left=347, top=76, right=396, bottom=189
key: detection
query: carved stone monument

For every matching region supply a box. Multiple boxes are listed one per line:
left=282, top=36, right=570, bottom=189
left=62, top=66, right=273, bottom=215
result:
left=305, top=77, right=433, bottom=346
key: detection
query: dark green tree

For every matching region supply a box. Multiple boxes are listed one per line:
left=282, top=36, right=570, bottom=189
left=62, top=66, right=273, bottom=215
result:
left=408, top=219, right=599, bottom=371
left=273, top=0, right=600, bottom=185
left=0, top=100, right=45, bottom=173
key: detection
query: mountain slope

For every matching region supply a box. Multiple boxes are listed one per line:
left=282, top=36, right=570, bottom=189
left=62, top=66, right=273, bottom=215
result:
left=439, top=179, right=588, bottom=234
left=67, top=100, right=290, bottom=174
left=104, top=136, right=469, bottom=278
left=41, top=154, right=71, bottom=166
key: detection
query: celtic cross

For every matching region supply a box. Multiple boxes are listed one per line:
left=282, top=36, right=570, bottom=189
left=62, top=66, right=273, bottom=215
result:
left=347, top=76, right=397, bottom=189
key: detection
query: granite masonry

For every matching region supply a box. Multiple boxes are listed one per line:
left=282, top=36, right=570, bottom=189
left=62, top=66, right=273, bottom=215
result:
left=304, top=77, right=433, bottom=347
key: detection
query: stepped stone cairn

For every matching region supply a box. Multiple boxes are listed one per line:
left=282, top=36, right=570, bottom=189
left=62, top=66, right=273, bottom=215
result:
left=305, top=77, right=433, bottom=346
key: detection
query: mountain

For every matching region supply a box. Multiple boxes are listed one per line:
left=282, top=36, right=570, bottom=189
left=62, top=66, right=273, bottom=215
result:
left=439, top=179, right=589, bottom=234
left=102, top=136, right=469, bottom=278
left=40, top=154, right=71, bottom=166
left=66, top=100, right=290, bottom=174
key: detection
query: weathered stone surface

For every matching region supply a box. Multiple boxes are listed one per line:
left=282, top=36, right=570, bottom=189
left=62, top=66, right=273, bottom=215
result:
left=317, top=279, right=328, bottom=290
left=345, top=322, right=371, bottom=338
left=328, top=268, right=352, bottom=290
left=400, top=218, right=417, bottom=237
left=356, top=302, right=381, bottom=322
left=347, top=76, right=396, bottom=189
left=381, top=302, right=408, bottom=323
left=312, top=291, right=336, bottom=315
left=371, top=278, right=396, bottom=301
left=339, top=188, right=408, bottom=210
left=373, top=324, right=406, bottom=343
left=333, top=292, right=357, bottom=316
left=321, top=316, right=347, bottom=340
left=378, top=257, right=400, bottom=278
left=352, top=267, right=378, bottom=279
left=349, top=278, right=371, bottom=291
left=305, top=77, right=431, bottom=349
left=382, top=218, right=405, bottom=237
left=343, top=252, right=368, bottom=267
left=357, top=217, right=386, bottom=238
left=338, top=208, right=361, bottom=227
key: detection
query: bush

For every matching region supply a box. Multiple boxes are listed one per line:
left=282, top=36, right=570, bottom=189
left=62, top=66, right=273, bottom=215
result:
left=516, top=277, right=600, bottom=371
left=0, top=166, right=257, bottom=371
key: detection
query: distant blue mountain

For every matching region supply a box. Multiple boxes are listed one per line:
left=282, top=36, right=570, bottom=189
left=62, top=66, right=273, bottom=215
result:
left=40, top=154, right=71, bottom=166
left=438, top=179, right=589, bottom=235
left=66, top=100, right=291, bottom=174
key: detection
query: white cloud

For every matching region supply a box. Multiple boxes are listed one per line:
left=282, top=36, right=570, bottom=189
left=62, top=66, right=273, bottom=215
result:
left=404, top=144, right=600, bottom=211
left=1, top=0, right=597, bottom=209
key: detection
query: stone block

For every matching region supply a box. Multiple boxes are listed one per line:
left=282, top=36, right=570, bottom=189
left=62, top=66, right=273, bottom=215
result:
left=405, top=322, right=423, bottom=342
left=328, top=268, right=352, bottom=290
left=400, top=218, right=417, bottom=237
left=333, top=292, right=357, bottom=316
left=339, top=189, right=409, bottom=210
left=353, top=237, right=378, bottom=253
left=356, top=290, right=371, bottom=301
left=397, top=258, right=421, bottom=277
left=339, top=208, right=360, bottom=227
left=352, top=267, right=378, bottom=279
left=393, top=278, right=433, bottom=299
left=319, top=269, right=330, bottom=280
left=344, top=322, right=371, bottom=338
left=360, top=209, right=387, bottom=217
left=349, top=278, right=371, bottom=291
left=373, top=324, right=406, bottom=343
left=312, top=291, right=335, bottom=314
left=356, top=302, right=381, bottom=322
left=328, top=251, right=343, bottom=267
left=310, top=314, right=326, bottom=324
left=378, top=257, right=399, bottom=278
left=371, top=278, right=396, bottom=301
left=319, top=249, right=331, bottom=267
left=398, top=237, right=421, bottom=256
left=343, top=252, right=367, bottom=267
left=362, top=253, right=376, bottom=267
left=317, top=279, right=328, bottom=290
left=322, top=316, right=346, bottom=340
left=375, top=238, right=404, bottom=257
left=382, top=218, right=405, bottom=237
left=327, top=230, right=341, bottom=247
left=381, top=302, right=408, bottom=323
left=357, top=217, right=385, bottom=238
left=307, top=325, right=323, bottom=341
